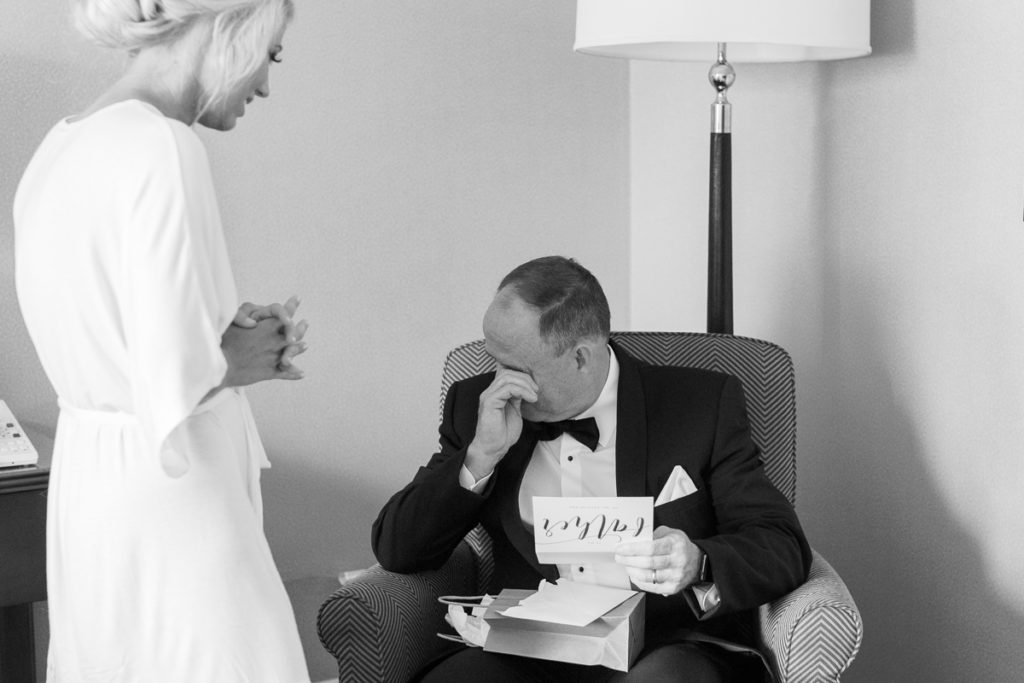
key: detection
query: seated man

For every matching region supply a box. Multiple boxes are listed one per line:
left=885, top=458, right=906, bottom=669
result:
left=372, top=256, right=811, bottom=682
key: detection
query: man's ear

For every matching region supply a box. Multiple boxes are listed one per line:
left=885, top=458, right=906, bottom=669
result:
left=574, top=344, right=591, bottom=371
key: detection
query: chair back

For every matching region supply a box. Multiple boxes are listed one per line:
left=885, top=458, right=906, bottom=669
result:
left=440, top=331, right=797, bottom=504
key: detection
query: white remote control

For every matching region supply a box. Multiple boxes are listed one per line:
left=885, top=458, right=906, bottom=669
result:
left=0, top=399, right=39, bottom=468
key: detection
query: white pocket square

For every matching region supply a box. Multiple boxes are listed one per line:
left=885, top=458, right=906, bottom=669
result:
left=654, top=465, right=698, bottom=506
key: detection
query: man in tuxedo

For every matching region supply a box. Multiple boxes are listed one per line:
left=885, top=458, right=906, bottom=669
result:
left=372, top=256, right=811, bottom=682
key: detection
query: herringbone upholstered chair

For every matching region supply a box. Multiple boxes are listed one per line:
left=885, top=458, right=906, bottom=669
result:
left=317, top=332, right=863, bottom=682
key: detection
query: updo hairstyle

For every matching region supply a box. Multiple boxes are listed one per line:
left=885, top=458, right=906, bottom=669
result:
left=71, top=0, right=294, bottom=117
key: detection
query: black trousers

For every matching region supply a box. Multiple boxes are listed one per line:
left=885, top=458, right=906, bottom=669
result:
left=417, top=641, right=767, bottom=683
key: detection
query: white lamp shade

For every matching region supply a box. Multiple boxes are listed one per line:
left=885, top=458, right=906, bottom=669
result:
left=575, top=0, right=871, bottom=63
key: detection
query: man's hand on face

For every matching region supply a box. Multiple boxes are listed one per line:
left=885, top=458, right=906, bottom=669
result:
left=464, top=368, right=539, bottom=481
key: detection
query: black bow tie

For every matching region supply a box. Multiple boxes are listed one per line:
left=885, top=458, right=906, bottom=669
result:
left=526, top=417, right=600, bottom=452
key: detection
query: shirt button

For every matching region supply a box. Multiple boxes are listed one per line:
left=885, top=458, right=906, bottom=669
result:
left=567, top=455, right=574, bottom=462
left=578, top=566, right=584, bottom=573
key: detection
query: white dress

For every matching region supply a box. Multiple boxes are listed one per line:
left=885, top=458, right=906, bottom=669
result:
left=14, top=100, right=311, bottom=683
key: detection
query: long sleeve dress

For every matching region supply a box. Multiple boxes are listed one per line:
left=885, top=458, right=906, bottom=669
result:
left=14, top=99, right=310, bottom=682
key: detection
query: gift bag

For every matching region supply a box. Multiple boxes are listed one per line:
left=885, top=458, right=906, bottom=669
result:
left=438, top=594, right=494, bottom=647
left=481, top=588, right=645, bottom=672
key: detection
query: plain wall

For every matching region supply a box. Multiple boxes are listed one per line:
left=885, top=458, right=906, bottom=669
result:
left=0, top=0, right=628, bottom=666
left=631, top=1, right=1024, bottom=681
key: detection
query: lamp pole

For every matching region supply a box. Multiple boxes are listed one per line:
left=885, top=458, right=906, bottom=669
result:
left=707, top=43, right=734, bottom=334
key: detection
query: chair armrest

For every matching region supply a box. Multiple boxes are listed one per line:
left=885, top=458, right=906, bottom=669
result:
left=758, top=549, right=863, bottom=683
left=316, top=541, right=479, bottom=683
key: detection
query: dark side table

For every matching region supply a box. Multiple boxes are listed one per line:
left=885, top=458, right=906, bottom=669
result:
left=0, top=466, right=48, bottom=682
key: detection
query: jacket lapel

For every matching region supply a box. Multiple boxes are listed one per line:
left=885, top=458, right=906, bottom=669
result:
left=612, top=343, right=649, bottom=497
left=496, top=431, right=559, bottom=582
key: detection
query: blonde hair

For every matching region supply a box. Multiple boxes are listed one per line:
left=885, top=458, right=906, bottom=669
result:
left=72, top=0, right=294, bottom=118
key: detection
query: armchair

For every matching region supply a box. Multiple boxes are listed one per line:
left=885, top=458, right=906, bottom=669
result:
left=318, top=332, right=863, bottom=682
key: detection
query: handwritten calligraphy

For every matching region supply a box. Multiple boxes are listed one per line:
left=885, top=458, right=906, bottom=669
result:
left=532, top=497, right=654, bottom=563
left=539, top=514, right=646, bottom=545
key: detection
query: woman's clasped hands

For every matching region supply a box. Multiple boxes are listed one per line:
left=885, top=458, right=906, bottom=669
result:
left=221, top=295, right=310, bottom=387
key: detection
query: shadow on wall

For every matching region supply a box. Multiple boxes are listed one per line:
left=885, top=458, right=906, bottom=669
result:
left=259, top=436, right=386, bottom=580
left=262, top=446, right=395, bottom=679
left=869, top=0, right=916, bottom=61
left=808, top=274, right=1024, bottom=682
left=284, top=576, right=342, bottom=682
left=805, top=3, right=1024, bottom=681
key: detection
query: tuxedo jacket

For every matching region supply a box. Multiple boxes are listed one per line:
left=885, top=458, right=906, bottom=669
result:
left=372, top=343, right=811, bottom=645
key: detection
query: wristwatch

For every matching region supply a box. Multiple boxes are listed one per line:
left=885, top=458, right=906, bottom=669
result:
left=698, top=551, right=712, bottom=583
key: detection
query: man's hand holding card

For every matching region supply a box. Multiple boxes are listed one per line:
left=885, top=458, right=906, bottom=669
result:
left=615, top=466, right=708, bottom=597
left=532, top=466, right=708, bottom=598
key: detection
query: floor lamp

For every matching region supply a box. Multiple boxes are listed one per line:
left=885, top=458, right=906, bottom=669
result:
left=574, top=0, right=871, bottom=334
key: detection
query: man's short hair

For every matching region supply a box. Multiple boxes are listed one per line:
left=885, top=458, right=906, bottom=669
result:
left=498, top=256, right=611, bottom=355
